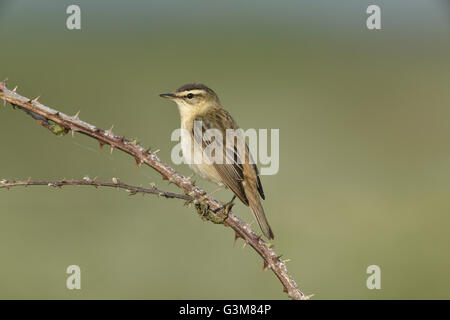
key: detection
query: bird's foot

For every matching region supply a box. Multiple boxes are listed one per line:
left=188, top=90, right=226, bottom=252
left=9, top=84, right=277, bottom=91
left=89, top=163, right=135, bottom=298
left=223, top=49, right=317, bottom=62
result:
left=213, top=195, right=236, bottom=215
left=195, top=195, right=236, bottom=224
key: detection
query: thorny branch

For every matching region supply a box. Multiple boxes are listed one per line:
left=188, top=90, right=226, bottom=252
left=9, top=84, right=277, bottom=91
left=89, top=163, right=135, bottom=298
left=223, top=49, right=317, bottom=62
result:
left=0, top=178, right=193, bottom=201
left=0, top=79, right=308, bottom=300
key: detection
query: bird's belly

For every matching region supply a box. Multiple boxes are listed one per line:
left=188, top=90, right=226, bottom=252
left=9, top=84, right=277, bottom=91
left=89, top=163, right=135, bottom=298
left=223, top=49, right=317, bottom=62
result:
left=180, top=128, right=223, bottom=185
left=189, top=162, right=223, bottom=185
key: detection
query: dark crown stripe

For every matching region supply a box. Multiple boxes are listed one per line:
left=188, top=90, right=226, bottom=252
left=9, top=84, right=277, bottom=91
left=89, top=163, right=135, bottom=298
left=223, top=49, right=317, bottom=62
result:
left=175, top=83, right=216, bottom=95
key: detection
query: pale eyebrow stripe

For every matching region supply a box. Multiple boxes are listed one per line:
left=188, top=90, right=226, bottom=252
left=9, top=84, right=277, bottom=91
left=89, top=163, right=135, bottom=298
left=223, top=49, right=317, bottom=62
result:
left=178, top=89, right=205, bottom=96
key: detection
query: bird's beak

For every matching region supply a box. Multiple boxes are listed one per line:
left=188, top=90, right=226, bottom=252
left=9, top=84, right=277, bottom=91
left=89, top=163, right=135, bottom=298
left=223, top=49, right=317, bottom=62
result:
left=159, top=93, right=177, bottom=100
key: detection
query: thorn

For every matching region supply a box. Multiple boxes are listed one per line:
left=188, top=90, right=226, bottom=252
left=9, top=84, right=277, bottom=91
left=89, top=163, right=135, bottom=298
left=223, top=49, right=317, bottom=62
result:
left=110, top=145, right=115, bottom=155
left=93, top=176, right=98, bottom=182
left=121, top=136, right=125, bottom=143
left=283, top=259, right=291, bottom=264
left=127, top=189, right=138, bottom=196
left=106, top=125, right=114, bottom=136
left=273, top=255, right=283, bottom=263
left=153, top=149, right=160, bottom=154
left=263, top=260, right=269, bottom=271
left=71, top=130, right=75, bottom=138
left=242, top=240, right=248, bottom=249
left=112, top=177, right=119, bottom=185
left=135, top=157, right=142, bottom=168
left=99, top=141, right=104, bottom=151
left=12, top=86, right=18, bottom=92
left=233, top=232, right=242, bottom=247
left=2, top=97, right=5, bottom=107
left=149, top=182, right=156, bottom=189
left=73, top=110, right=80, bottom=120
left=0, top=78, right=8, bottom=88
left=32, top=96, right=40, bottom=103
left=83, top=175, right=91, bottom=182
left=145, top=147, right=151, bottom=154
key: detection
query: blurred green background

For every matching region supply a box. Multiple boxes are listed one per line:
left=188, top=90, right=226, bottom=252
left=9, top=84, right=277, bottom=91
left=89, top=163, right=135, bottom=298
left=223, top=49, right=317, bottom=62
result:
left=0, top=0, right=449, bottom=299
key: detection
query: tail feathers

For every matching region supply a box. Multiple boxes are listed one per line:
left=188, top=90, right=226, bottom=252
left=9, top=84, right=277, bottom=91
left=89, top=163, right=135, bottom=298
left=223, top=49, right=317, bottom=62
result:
left=248, top=195, right=274, bottom=240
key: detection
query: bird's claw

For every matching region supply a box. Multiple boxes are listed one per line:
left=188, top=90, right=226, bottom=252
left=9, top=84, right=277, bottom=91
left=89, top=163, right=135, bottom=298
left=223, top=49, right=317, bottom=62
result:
left=213, top=195, right=236, bottom=216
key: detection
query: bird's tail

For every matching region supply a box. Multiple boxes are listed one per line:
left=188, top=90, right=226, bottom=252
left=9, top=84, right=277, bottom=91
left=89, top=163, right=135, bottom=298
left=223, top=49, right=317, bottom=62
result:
left=246, top=190, right=274, bottom=240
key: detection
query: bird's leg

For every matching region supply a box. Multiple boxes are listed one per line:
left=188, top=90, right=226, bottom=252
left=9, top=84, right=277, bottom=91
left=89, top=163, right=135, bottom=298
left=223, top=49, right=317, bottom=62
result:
left=183, top=185, right=224, bottom=206
left=213, top=195, right=237, bottom=215
left=200, top=185, right=225, bottom=200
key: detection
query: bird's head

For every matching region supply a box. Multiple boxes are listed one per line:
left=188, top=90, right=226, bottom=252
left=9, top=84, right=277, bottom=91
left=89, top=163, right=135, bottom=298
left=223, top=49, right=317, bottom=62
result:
left=160, top=83, right=220, bottom=118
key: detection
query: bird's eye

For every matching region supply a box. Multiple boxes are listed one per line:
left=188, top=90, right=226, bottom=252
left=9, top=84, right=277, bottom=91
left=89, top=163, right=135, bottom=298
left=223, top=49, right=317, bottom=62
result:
left=187, top=93, right=194, bottom=99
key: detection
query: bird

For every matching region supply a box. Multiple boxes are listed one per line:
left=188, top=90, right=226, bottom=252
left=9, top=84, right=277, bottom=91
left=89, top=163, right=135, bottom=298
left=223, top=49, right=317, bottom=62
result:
left=160, top=83, right=274, bottom=239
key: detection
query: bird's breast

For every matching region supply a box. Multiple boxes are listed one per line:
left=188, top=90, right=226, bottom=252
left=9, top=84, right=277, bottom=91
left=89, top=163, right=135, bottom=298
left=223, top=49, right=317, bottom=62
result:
left=179, top=119, right=223, bottom=185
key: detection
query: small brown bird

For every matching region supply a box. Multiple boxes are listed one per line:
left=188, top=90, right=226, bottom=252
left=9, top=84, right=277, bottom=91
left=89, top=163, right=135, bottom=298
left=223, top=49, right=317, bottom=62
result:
left=160, top=83, right=274, bottom=239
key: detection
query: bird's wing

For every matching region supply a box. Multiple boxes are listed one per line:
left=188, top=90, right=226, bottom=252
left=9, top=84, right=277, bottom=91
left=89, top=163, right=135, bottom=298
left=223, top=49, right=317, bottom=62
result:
left=193, top=115, right=265, bottom=204
left=253, top=162, right=265, bottom=200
